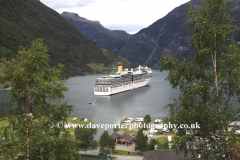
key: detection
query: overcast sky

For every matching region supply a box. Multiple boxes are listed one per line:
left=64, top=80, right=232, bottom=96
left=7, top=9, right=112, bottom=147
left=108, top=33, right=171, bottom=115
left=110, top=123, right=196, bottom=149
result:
left=40, top=0, right=190, bottom=34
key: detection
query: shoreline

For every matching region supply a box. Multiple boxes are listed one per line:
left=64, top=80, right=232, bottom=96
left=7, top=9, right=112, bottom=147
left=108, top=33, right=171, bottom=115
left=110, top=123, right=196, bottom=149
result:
left=1, top=87, right=12, bottom=91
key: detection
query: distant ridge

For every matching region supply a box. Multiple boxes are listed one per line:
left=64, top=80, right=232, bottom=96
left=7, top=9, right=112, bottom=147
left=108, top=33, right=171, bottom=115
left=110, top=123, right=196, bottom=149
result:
left=118, top=0, right=240, bottom=67
left=61, top=11, right=131, bottom=53
left=0, top=0, right=134, bottom=78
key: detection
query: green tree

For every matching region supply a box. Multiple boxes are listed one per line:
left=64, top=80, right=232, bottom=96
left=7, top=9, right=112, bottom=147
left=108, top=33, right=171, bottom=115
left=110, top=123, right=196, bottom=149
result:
left=144, top=114, right=151, bottom=123
left=99, top=130, right=115, bottom=153
left=163, top=140, right=169, bottom=149
left=113, top=125, right=120, bottom=133
left=143, top=114, right=151, bottom=129
left=149, top=138, right=158, bottom=150
left=75, top=126, right=92, bottom=153
left=0, top=39, right=79, bottom=159
left=90, top=140, right=98, bottom=154
left=80, top=129, right=91, bottom=153
left=134, top=129, right=148, bottom=153
left=48, top=131, right=81, bottom=159
left=159, top=0, right=240, bottom=159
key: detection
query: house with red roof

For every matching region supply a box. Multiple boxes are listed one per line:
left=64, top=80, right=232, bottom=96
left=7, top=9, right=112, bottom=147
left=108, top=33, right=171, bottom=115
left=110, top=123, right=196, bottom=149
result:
left=117, top=135, right=134, bottom=146
left=110, top=130, right=134, bottom=145
left=110, top=130, right=125, bottom=142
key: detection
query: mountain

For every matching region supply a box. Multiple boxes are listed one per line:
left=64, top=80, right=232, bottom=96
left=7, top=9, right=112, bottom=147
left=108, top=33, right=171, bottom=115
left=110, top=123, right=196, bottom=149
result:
left=61, top=12, right=131, bottom=53
left=0, top=0, right=134, bottom=78
left=118, top=0, right=240, bottom=67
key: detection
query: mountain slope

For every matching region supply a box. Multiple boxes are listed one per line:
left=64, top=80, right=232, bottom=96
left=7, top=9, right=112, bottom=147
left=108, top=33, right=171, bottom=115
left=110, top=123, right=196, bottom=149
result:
left=61, top=12, right=131, bottom=53
left=0, top=0, right=134, bottom=78
left=118, top=0, right=240, bottom=67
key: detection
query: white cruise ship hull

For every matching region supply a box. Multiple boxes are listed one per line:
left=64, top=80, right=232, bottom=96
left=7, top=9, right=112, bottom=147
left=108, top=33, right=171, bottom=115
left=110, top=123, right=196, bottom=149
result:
left=94, top=78, right=150, bottom=96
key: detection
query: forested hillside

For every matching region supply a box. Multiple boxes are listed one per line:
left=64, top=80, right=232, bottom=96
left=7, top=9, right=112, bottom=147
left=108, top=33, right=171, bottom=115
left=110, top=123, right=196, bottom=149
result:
left=118, top=0, right=240, bottom=67
left=0, top=0, right=134, bottom=78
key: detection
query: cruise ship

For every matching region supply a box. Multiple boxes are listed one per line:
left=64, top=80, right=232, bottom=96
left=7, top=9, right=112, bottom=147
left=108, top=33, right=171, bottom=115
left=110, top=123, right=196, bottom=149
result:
left=94, top=65, right=151, bottom=95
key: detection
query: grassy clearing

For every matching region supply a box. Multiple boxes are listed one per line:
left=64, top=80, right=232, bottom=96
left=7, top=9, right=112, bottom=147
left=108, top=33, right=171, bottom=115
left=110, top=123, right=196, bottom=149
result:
left=119, top=118, right=138, bottom=135
left=122, top=128, right=138, bottom=135
left=57, top=117, right=96, bottom=133
left=66, top=117, right=93, bottom=126
left=158, top=131, right=176, bottom=136
left=155, top=137, right=175, bottom=144
left=155, top=137, right=168, bottom=143
left=0, top=119, right=8, bottom=127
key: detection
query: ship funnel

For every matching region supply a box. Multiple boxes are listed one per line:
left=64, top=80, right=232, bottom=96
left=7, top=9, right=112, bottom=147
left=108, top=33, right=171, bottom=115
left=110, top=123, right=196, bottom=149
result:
left=139, top=65, right=141, bottom=71
left=117, top=65, right=123, bottom=73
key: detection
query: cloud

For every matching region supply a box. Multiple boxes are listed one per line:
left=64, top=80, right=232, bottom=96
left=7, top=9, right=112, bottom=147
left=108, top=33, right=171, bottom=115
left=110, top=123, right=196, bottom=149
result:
left=40, top=0, right=95, bottom=9
left=40, top=0, right=190, bottom=34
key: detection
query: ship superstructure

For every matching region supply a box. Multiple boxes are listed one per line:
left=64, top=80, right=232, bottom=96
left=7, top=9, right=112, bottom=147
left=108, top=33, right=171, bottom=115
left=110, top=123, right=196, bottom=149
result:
left=94, top=65, right=151, bottom=95
left=134, top=65, right=152, bottom=76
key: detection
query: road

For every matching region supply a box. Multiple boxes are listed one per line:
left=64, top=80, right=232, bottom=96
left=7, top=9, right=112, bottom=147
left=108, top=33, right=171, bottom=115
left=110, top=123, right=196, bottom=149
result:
left=79, top=144, right=143, bottom=160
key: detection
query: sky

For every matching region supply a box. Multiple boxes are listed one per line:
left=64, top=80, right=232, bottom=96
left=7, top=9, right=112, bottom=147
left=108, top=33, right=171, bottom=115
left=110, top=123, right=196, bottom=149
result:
left=40, top=0, right=190, bottom=34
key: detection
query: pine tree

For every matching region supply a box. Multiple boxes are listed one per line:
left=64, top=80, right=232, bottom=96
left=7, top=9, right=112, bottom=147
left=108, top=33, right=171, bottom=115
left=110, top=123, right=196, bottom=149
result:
left=134, top=129, right=148, bottom=153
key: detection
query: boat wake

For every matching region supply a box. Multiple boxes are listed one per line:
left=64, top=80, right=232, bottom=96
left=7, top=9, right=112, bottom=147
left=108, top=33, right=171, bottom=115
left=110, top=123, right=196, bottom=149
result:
left=88, top=96, right=97, bottom=105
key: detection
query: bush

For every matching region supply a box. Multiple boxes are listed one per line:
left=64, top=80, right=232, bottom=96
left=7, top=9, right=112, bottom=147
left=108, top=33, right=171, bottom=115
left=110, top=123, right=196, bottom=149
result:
left=3, top=82, right=9, bottom=88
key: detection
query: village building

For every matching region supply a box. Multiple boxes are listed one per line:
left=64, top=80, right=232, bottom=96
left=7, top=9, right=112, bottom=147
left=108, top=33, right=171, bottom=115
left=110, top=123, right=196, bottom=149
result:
left=118, top=135, right=134, bottom=146
left=110, top=130, right=134, bottom=145
left=110, top=130, right=125, bottom=142
left=142, top=150, right=194, bottom=160
left=110, top=133, right=121, bottom=142
left=115, top=130, right=125, bottom=137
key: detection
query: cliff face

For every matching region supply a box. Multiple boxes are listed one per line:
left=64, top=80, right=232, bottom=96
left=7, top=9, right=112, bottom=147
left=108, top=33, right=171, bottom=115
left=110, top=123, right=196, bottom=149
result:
left=61, top=12, right=131, bottom=53
left=118, top=0, right=240, bottom=67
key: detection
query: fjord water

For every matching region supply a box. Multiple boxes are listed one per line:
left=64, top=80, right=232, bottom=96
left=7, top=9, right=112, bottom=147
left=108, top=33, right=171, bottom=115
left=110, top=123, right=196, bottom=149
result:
left=0, top=70, right=180, bottom=140
left=1, top=70, right=238, bottom=140
left=64, top=70, right=180, bottom=140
